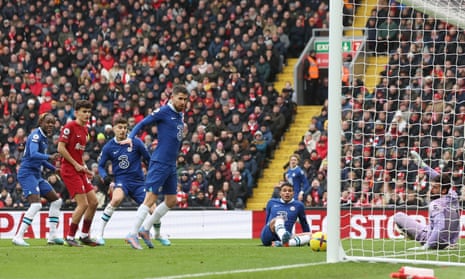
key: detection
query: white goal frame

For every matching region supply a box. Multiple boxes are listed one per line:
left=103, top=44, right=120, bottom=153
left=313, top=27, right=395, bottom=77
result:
left=326, top=0, right=465, bottom=266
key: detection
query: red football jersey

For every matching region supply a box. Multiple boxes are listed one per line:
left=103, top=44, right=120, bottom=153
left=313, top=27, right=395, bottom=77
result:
left=59, top=120, right=88, bottom=168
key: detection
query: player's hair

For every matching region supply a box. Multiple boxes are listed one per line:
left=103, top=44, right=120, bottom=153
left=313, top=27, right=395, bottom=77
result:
left=38, top=112, right=55, bottom=125
left=289, top=154, right=300, bottom=162
left=432, top=173, right=452, bottom=192
left=74, top=99, right=92, bottom=111
left=172, top=85, right=188, bottom=96
left=113, top=116, right=128, bottom=126
left=280, top=182, right=293, bottom=190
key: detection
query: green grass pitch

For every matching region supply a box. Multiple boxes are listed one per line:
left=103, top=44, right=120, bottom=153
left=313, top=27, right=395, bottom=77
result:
left=1, top=239, right=465, bottom=279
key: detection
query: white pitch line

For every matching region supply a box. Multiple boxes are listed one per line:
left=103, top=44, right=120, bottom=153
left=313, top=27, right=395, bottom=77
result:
left=145, top=262, right=328, bottom=279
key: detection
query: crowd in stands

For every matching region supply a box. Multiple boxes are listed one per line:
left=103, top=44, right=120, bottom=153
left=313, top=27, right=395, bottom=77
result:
left=6, top=0, right=461, bottom=211
left=288, top=0, right=465, bottom=209
left=183, top=0, right=465, bottom=211
left=0, top=0, right=340, bottom=210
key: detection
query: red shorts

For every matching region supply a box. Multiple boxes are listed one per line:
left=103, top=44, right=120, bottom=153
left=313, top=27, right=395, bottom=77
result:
left=61, top=168, right=94, bottom=198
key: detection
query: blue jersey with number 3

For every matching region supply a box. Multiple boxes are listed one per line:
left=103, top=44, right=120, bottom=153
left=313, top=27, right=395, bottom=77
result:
left=98, top=137, right=150, bottom=183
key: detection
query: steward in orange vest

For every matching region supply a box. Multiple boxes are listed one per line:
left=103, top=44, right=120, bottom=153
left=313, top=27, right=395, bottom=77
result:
left=303, top=50, right=320, bottom=105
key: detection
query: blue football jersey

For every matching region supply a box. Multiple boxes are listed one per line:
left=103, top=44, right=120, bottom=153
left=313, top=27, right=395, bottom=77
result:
left=98, top=137, right=150, bottom=183
left=129, top=103, right=184, bottom=166
left=264, top=198, right=310, bottom=233
left=19, top=127, right=55, bottom=172
left=286, top=166, right=310, bottom=199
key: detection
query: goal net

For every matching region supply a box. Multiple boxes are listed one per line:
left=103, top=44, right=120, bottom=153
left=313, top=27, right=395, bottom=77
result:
left=328, top=0, right=465, bottom=266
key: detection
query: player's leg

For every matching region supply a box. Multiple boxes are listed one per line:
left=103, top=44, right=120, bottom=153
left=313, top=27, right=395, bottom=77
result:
left=65, top=192, right=89, bottom=246
left=61, top=171, right=86, bottom=246
left=139, top=166, right=176, bottom=247
left=125, top=192, right=158, bottom=249
left=133, top=182, right=171, bottom=246
left=270, top=217, right=291, bottom=245
left=79, top=185, right=99, bottom=246
left=13, top=194, right=41, bottom=246
left=13, top=175, right=41, bottom=246
left=260, top=223, right=277, bottom=246
left=41, top=181, right=64, bottom=245
left=393, top=212, right=426, bottom=241
left=96, top=186, right=126, bottom=245
left=288, top=232, right=311, bottom=247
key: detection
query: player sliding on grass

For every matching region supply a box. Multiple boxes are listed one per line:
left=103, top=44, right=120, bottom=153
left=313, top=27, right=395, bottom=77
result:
left=261, top=182, right=311, bottom=247
left=94, top=117, right=169, bottom=246
left=123, top=86, right=188, bottom=249
left=394, top=151, right=460, bottom=250
left=13, top=113, right=63, bottom=246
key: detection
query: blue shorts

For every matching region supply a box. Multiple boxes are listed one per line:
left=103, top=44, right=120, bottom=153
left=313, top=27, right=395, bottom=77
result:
left=145, top=162, right=178, bottom=195
left=260, top=223, right=279, bottom=246
left=114, top=179, right=146, bottom=205
left=17, top=170, right=53, bottom=198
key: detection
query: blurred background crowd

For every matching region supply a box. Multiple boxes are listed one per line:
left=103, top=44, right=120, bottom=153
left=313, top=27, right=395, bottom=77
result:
left=0, top=0, right=331, bottom=210
left=2, top=0, right=463, bottom=211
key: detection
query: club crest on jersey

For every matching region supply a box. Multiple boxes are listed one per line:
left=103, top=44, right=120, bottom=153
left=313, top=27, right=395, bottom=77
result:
left=75, top=143, right=86, bottom=150
left=127, top=146, right=132, bottom=152
left=290, top=206, right=296, bottom=211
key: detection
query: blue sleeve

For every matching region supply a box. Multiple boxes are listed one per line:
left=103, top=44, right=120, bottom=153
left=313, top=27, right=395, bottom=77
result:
left=29, top=139, right=50, bottom=161
left=129, top=112, right=158, bottom=139
left=298, top=204, right=310, bottom=232
left=264, top=200, right=273, bottom=224
left=135, top=138, right=151, bottom=163
left=98, top=145, right=110, bottom=179
left=42, top=161, right=56, bottom=171
left=301, top=170, right=310, bottom=194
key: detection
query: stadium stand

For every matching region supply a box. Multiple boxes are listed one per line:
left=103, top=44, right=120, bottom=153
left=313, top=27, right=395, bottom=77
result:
left=0, top=0, right=335, bottom=210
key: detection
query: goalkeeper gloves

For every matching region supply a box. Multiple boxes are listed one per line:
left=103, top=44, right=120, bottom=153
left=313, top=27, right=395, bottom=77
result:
left=410, top=150, right=427, bottom=168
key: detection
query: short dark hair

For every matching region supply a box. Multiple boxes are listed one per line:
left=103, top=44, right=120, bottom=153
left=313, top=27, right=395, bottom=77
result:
left=113, top=117, right=128, bottom=126
left=74, top=99, right=92, bottom=111
left=432, top=173, right=451, bottom=191
left=280, top=182, right=293, bottom=190
left=172, top=85, right=188, bottom=96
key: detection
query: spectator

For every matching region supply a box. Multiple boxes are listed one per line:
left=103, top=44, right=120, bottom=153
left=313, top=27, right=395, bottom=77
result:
left=11, top=183, right=26, bottom=208
left=377, top=16, right=399, bottom=54
left=205, top=184, right=216, bottom=206
left=187, top=181, right=201, bottom=207
left=229, top=170, right=248, bottom=209
left=213, top=189, right=228, bottom=210
left=176, top=184, right=188, bottom=209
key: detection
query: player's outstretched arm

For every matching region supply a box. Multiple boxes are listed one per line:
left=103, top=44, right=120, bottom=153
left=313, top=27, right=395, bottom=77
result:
left=410, top=150, right=439, bottom=178
left=410, top=150, right=426, bottom=168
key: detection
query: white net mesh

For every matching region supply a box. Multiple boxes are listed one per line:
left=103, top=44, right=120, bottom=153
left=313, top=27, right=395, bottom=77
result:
left=340, top=0, right=465, bottom=265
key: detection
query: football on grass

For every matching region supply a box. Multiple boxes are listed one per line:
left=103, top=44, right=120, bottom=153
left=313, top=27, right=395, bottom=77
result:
left=310, top=231, right=327, bottom=252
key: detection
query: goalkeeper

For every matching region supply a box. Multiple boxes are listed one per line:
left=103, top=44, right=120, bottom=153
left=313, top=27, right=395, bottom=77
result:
left=394, top=151, right=460, bottom=250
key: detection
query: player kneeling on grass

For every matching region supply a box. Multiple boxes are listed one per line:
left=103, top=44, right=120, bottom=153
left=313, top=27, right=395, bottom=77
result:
left=94, top=117, right=170, bottom=246
left=261, top=182, right=311, bottom=247
left=13, top=113, right=63, bottom=246
left=394, top=151, right=460, bottom=250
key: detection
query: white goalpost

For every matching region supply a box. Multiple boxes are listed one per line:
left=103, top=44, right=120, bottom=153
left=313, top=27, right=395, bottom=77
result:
left=327, top=0, right=465, bottom=266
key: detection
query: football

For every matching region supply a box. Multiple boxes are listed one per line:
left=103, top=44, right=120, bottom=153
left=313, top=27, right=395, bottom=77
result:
left=310, top=231, right=327, bottom=252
